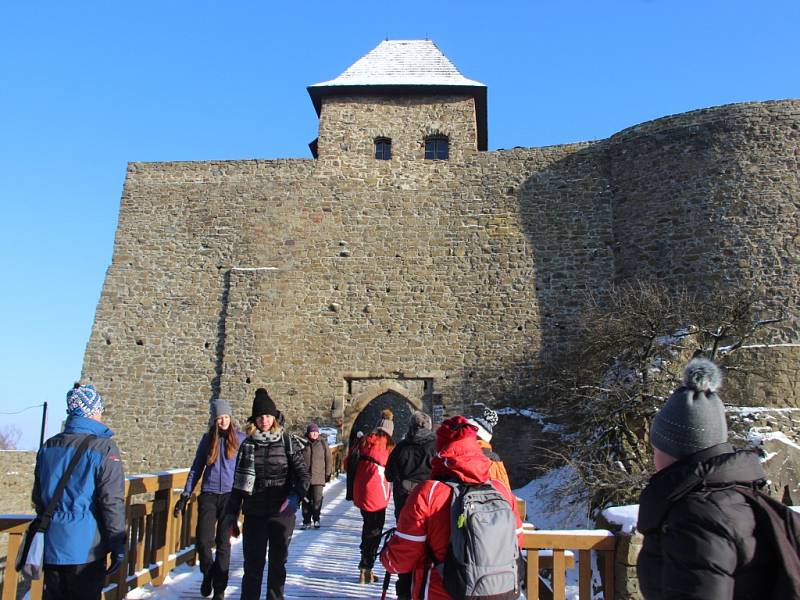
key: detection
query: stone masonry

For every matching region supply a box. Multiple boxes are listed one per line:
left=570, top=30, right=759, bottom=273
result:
left=80, top=42, right=800, bottom=473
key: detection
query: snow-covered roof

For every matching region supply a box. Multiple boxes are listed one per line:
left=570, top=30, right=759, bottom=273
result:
left=306, top=40, right=489, bottom=153
left=309, top=40, right=485, bottom=88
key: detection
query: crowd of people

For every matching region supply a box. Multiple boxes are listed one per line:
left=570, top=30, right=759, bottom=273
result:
left=26, top=357, right=792, bottom=600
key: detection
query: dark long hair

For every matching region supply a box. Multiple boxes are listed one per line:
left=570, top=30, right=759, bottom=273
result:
left=207, top=421, right=240, bottom=465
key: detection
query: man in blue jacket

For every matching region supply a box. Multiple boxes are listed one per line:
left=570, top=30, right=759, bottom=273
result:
left=32, top=383, right=125, bottom=600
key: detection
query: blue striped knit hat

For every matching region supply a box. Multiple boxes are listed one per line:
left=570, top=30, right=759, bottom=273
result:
left=66, top=383, right=105, bottom=418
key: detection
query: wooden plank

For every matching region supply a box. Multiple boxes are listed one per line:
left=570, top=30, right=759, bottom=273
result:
left=0, top=516, right=33, bottom=533
left=30, top=577, right=43, bottom=599
left=552, top=550, right=566, bottom=600
left=603, top=549, right=615, bottom=600
left=2, top=532, right=23, bottom=600
left=522, top=530, right=616, bottom=551
left=527, top=549, right=540, bottom=600
left=124, top=471, right=189, bottom=496
left=540, top=552, right=575, bottom=569
left=578, top=549, right=591, bottom=599
left=516, top=496, right=527, bottom=521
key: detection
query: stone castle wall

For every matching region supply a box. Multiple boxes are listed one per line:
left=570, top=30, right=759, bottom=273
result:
left=317, top=95, right=480, bottom=160
left=0, top=451, right=36, bottom=514
left=81, top=98, right=800, bottom=473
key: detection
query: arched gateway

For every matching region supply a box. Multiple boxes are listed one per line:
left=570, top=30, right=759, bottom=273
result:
left=344, top=381, right=421, bottom=446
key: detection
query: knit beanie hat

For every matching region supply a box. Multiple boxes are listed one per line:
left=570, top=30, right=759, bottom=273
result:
left=66, top=383, right=104, bottom=418
left=210, top=399, right=232, bottom=421
left=409, top=410, right=432, bottom=433
left=250, top=388, right=278, bottom=419
left=436, top=415, right=478, bottom=451
left=307, top=422, right=320, bottom=434
left=467, top=406, right=498, bottom=442
left=376, top=409, right=394, bottom=437
left=650, top=358, right=728, bottom=460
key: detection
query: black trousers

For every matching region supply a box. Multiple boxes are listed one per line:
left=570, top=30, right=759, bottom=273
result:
left=301, top=485, right=324, bottom=524
left=358, top=508, right=386, bottom=570
left=43, top=559, right=105, bottom=600
left=241, top=513, right=295, bottom=600
left=197, top=492, right=232, bottom=592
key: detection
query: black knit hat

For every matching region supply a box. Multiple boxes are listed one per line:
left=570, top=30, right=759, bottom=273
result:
left=251, top=388, right=278, bottom=419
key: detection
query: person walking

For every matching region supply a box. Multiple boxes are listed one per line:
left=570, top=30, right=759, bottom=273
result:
left=637, top=358, right=776, bottom=599
left=32, top=383, right=125, bottom=600
left=352, top=409, right=395, bottom=584
left=380, top=415, right=523, bottom=600
left=300, top=422, right=332, bottom=529
left=345, top=429, right=364, bottom=501
left=174, top=399, right=244, bottom=599
left=467, top=406, right=511, bottom=490
left=385, top=410, right=435, bottom=600
left=224, top=388, right=310, bottom=600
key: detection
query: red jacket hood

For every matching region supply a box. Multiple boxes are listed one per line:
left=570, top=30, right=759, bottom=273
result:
left=359, top=432, right=391, bottom=465
left=430, top=436, right=491, bottom=484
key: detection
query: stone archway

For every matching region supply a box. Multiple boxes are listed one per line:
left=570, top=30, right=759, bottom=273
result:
left=344, top=382, right=420, bottom=447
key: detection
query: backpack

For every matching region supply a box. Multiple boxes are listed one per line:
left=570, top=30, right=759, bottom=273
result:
left=433, top=481, right=520, bottom=600
left=734, top=486, right=800, bottom=599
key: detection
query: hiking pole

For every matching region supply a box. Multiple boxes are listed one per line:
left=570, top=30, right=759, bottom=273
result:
left=376, top=527, right=396, bottom=600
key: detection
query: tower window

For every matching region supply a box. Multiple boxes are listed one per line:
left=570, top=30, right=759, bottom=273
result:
left=424, top=135, right=449, bottom=160
left=375, top=137, right=392, bottom=160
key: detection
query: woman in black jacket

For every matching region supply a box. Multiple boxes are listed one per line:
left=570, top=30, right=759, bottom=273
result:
left=636, top=359, right=776, bottom=599
left=225, top=389, right=310, bottom=600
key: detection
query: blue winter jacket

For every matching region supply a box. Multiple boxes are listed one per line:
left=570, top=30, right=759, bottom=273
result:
left=32, top=416, right=125, bottom=565
left=182, top=430, right=245, bottom=496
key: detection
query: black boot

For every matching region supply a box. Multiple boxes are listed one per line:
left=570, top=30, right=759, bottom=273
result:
left=200, top=571, right=213, bottom=597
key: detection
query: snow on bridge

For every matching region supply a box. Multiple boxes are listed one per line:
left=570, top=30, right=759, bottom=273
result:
left=128, top=476, right=397, bottom=599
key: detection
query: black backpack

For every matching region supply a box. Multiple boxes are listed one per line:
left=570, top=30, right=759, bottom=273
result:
left=735, top=486, right=800, bottom=599
left=432, top=481, right=520, bottom=600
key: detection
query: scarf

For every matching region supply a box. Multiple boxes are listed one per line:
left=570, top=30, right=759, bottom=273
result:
left=233, top=428, right=284, bottom=494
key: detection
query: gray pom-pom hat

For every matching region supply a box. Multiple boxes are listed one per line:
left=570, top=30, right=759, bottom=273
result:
left=650, top=358, right=727, bottom=460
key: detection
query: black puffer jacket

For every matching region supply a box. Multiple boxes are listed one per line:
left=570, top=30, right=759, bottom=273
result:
left=637, top=443, right=776, bottom=600
left=385, top=428, right=435, bottom=512
left=227, top=434, right=310, bottom=517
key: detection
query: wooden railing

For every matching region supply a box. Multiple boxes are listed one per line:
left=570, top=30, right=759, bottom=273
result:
left=522, top=524, right=616, bottom=600
left=1, top=443, right=344, bottom=600
left=2, top=447, right=615, bottom=600
left=1, top=470, right=196, bottom=600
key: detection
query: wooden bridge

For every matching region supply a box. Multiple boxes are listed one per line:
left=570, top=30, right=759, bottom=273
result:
left=1, top=451, right=616, bottom=600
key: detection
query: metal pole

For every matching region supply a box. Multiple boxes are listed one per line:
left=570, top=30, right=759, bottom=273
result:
left=39, top=401, right=48, bottom=448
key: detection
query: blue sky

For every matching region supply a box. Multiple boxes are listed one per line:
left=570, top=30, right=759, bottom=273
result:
left=1, top=1, right=798, bottom=450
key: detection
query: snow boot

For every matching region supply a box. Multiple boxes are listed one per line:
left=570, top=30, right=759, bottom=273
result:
left=313, top=520, right=321, bottom=529
left=361, top=569, right=377, bottom=584
left=359, top=568, right=377, bottom=584
left=200, top=572, right=213, bottom=597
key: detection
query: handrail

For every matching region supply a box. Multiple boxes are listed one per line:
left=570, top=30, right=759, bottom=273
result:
left=1, top=470, right=194, bottom=600
left=0, top=444, right=344, bottom=600
left=522, top=524, right=616, bottom=600
left=1, top=447, right=621, bottom=600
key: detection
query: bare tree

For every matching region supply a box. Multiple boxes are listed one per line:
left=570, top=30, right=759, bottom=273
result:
left=0, top=424, right=22, bottom=450
left=541, top=280, right=784, bottom=514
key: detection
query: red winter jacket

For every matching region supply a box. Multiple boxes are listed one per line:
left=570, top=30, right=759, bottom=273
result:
left=380, top=432, right=523, bottom=600
left=352, top=433, right=392, bottom=512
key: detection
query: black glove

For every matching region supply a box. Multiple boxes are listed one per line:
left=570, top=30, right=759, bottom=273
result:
left=106, top=548, right=125, bottom=577
left=173, top=494, right=189, bottom=518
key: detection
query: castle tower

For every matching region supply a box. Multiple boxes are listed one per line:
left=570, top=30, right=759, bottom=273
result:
left=307, top=40, right=487, bottom=160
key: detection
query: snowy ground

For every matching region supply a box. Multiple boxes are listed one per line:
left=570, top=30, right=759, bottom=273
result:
left=127, top=476, right=396, bottom=599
